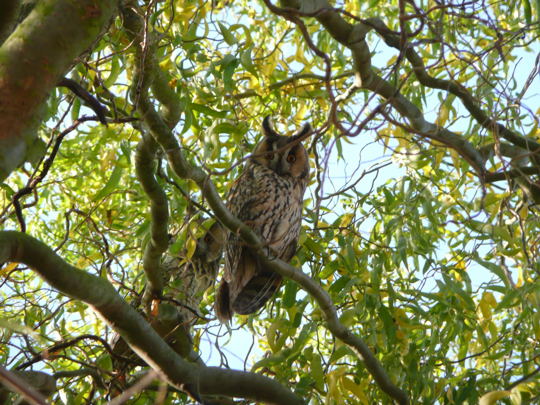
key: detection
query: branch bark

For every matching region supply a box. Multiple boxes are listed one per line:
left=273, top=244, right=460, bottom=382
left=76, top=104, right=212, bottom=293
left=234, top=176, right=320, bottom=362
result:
left=276, top=0, right=486, bottom=177
left=0, top=367, right=50, bottom=405
left=135, top=134, right=169, bottom=298
left=0, top=0, right=119, bottom=181
left=0, top=231, right=304, bottom=405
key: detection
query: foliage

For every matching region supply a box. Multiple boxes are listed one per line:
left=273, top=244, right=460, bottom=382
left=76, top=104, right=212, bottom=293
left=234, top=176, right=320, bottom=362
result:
left=1, top=0, right=540, bottom=403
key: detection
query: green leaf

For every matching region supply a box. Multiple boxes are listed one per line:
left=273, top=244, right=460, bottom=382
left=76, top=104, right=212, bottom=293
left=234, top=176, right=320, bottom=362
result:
left=310, top=353, right=325, bottom=391
left=222, top=57, right=239, bottom=92
left=329, top=345, right=354, bottom=363
left=212, top=122, right=243, bottom=135
left=191, top=103, right=227, bottom=118
left=218, top=22, right=237, bottom=45
left=240, top=48, right=258, bottom=77
left=523, top=0, right=532, bottom=24
left=379, top=305, right=396, bottom=347
left=329, top=275, right=351, bottom=294
left=104, top=56, right=121, bottom=88
left=303, top=237, right=325, bottom=256
left=93, top=162, right=123, bottom=201
left=0, top=182, right=15, bottom=198
left=472, top=254, right=510, bottom=287
left=282, top=281, right=298, bottom=308
left=495, top=288, right=522, bottom=310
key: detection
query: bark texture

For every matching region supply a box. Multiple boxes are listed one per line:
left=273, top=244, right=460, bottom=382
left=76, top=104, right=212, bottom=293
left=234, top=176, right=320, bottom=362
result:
left=0, top=0, right=119, bottom=181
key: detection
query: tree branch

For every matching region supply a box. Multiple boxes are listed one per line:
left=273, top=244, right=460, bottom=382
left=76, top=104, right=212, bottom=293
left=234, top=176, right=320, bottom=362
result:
left=0, top=366, right=49, bottom=405
left=362, top=17, right=540, bottom=156
left=276, top=0, right=485, bottom=177
left=0, top=0, right=120, bottom=181
left=0, top=231, right=304, bottom=405
left=135, top=134, right=170, bottom=298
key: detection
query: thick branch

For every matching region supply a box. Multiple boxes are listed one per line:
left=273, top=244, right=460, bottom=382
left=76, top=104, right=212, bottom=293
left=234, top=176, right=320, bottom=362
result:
left=135, top=134, right=169, bottom=297
left=0, top=367, right=49, bottom=405
left=484, top=166, right=540, bottom=182
left=0, top=0, right=20, bottom=44
left=363, top=17, right=540, bottom=155
left=0, top=231, right=304, bottom=405
left=0, top=0, right=119, bottom=181
left=278, top=0, right=485, bottom=176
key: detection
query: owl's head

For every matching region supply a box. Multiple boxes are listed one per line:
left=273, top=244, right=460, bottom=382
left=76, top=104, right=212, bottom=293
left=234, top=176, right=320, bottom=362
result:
left=251, top=116, right=311, bottom=179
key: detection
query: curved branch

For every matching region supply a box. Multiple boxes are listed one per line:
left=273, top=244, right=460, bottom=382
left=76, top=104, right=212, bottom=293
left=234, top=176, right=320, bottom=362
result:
left=57, top=78, right=108, bottom=124
left=0, top=367, right=49, bottom=405
left=0, top=231, right=304, bottom=405
left=0, top=0, right=120, bottom=181
left=135, top=134, right=169, bottom=297
left=485, top=166, right=540, bottom=182
left=363, top=17, right=540, bottom=155
left=277, top=0, right=485, bottom=176
left=16, top=334, right=121, bottom=372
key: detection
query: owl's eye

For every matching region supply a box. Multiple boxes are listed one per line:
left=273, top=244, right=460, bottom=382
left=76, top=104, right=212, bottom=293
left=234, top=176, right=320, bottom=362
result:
left=287, top=153, right=296, bottom=163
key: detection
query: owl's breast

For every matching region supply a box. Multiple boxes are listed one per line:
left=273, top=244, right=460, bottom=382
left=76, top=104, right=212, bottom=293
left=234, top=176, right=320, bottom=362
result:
left=226, top=163, right=307, bottom=259
left=249, top=165, right=306, bottom=256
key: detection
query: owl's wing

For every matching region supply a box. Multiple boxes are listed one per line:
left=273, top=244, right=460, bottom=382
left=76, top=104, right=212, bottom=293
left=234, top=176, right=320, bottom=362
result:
left=231, top=238, right=298, bottom=315
left=221, top=171, right=253, bottom=282
left=220, top=166, right=302, bottom=318
left=223, top=168, right=276, bottom=311
left=215, top=171, right=258, bottom=322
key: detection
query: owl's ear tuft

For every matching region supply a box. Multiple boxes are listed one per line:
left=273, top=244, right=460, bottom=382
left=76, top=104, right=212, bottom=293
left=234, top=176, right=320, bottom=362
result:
left=291, top=122, right=312, bottom=141
left=262, top=116, right=280, bottom=138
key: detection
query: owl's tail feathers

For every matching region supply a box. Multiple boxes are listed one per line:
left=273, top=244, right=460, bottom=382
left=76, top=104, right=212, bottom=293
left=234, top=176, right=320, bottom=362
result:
left=233, top=273, right=282, bottom=315
left=215, top=281, right=232, bottom=323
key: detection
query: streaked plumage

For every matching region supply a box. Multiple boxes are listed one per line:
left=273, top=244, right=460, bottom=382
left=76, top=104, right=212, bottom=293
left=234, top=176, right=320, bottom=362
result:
left=215, top=116, right=310, bottom=322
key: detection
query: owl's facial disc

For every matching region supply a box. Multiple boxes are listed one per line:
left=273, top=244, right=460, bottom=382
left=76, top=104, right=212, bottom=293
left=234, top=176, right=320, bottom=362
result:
left=277, top=141, right=308, bottom=178
left=251, top=117, right=310, bottom=179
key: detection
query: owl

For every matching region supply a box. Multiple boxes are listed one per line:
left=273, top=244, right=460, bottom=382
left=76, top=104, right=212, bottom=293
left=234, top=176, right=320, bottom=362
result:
left=215, top=116, right=311, bottom=322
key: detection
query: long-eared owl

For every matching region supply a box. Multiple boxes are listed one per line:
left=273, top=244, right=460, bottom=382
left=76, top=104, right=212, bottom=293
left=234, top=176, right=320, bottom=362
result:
left=215, top=116, right=311, bottom=322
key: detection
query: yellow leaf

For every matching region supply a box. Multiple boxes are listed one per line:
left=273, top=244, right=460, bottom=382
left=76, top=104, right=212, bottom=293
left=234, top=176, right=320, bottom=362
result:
left=340, top=213, right=354, bottom=227
left=479, top=299, right=492, bottom=321
left=159, top=58, right=173, bottom=71
left=294, top=103, right=308, bottom=122
left=258, top=53, right=278, bottom=78
left=341, top=376, right=369, bottom=403
left=0, top=262, right=19, bottom=277
left=449, top=149, right=462, bottom=174
left=483, top=292, right=497, bottom=307
left=294, top=43, right=310, bottom=66
left=436, top=105, right=449, bottom=126
left=339, top=309, right=357, bottom=327
left=185, top=237, right=196, bottom=260
left=479, top=390, right=511, bottom=405
left=510, top=386, right=522, bottom=405
left=326, top=367, right=347, bottom=405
